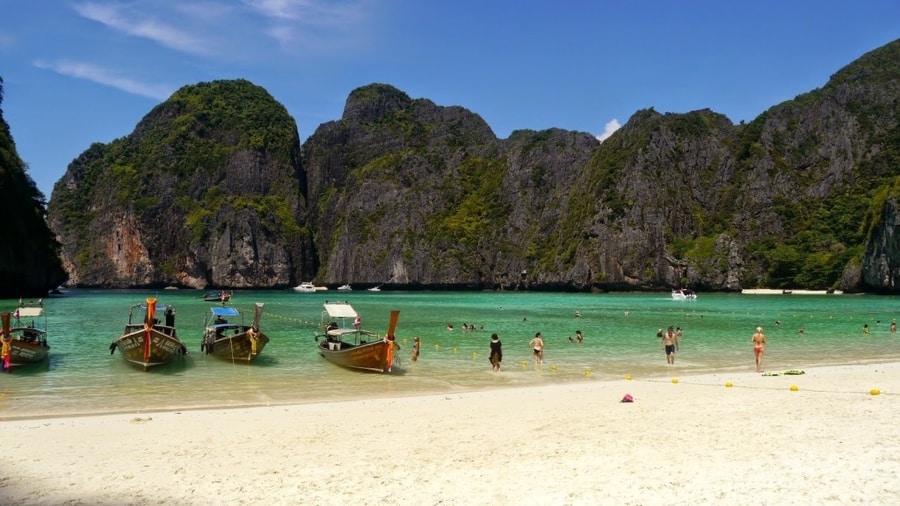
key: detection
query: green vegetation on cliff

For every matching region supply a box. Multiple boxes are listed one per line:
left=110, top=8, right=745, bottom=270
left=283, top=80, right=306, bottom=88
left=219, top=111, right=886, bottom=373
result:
left=0, top=76, right=67, bottom=296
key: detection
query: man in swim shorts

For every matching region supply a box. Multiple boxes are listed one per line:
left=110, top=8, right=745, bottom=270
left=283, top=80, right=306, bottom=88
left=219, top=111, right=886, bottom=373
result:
left=752, top=326, right=766, bottom=372
left=661, top=326, right=678, bottom=364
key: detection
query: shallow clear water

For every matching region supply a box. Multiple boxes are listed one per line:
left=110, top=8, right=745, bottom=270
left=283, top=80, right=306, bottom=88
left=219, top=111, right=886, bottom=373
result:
left=2, top=289, right=899, bottom=418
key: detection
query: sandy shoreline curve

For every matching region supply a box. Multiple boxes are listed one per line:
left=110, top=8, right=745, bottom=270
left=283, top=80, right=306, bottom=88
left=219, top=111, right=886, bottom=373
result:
left=2, top=362, right=898, bottom=505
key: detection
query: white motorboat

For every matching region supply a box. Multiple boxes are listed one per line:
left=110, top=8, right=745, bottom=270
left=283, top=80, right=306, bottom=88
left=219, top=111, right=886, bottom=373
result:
left=293, top=282, right=316, bottom=293
left=671, top=288, right=697, bottom=301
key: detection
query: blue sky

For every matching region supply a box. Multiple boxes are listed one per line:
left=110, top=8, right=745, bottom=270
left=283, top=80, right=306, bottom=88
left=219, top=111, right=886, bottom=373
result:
left=1, top=1, right=898, bottom=198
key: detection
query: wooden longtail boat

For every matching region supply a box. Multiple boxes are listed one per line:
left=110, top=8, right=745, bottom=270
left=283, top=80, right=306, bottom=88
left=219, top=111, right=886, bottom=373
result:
left=202, top=290, right=233, bottom=302
left=201, top=303, right=269, bottom=363
left=109, top=297, right=186, bottom=371
left=315, top=301, right=400, bottom=373
left=1, top=307, right=50, bottom=370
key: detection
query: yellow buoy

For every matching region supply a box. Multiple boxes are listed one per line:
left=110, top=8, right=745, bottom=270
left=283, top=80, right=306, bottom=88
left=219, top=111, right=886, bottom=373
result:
left=583, top=369, right=591, bottom=377
left=435, top=344, right=440, bottom=350
left=472, top=351, right=478, bottom=358
left=725, top=381, right=733, bottom=388
left=625, top=374, right=632, bottom=381
left=550, top=365, right=558, bottom=372
left=521, top=361, right=528, bottom=368
left=870, top=388, right=881, bottom=396
left=671, top=378, right=679, bottom=384
left=453, top=347, right=458, bottom=353
left=790, top=385, right=799, bottom=391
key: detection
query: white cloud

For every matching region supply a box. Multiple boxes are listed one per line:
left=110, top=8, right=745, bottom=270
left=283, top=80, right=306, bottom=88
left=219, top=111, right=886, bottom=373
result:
left=243, top=0, right=368, bottom=48
left=34, top=60, right=173, bottom=100
left=596, top=119, right=621, bottom=142
left=71, top=0, right=370, bottom=57
left=73, top=2, right=213, bottom=56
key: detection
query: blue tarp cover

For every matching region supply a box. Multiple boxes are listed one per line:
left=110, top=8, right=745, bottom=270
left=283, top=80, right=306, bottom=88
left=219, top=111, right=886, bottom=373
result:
left=211, top=306, right=240, bottom=317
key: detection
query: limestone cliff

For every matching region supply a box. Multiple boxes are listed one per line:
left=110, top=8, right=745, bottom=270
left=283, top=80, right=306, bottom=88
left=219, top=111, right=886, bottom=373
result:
left=44, top=39, right=900, bottom=293
left=47, top=79, right=313, bottom=288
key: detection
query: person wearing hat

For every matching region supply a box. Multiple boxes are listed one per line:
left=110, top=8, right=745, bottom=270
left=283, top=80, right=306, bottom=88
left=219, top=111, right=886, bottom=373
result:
left=752, top=326, right=767, bottom=372
left=489, top=333, right=502, bottom=372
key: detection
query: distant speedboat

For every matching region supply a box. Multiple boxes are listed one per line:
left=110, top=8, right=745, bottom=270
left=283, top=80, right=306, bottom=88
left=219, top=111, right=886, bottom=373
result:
left=337, top=284, right=352, bottom=291
left=671, top=288, right=697, bottom=301
left=293, top=282, right=316, bottom=293
left=367, top=285, right=382, bottom=292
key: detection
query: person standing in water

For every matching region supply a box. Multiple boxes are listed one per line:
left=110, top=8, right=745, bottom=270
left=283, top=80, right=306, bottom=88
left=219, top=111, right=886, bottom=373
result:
left=660, top=326, right=678, bottom=365
left=410, top=336, right=421, bottom=362
left=489, top=333, right=502, bottom=372
left=529, top=332, right=545, bottom=364
left=752, top=326, right=767, bottom=372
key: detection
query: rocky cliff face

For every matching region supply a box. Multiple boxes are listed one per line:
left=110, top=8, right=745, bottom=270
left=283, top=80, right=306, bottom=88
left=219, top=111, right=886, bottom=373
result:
left=47, top=80, right=313, bottom=289
left=0, top=77, right=68, bottom=297
left=45, top=39, right=900, bottom=292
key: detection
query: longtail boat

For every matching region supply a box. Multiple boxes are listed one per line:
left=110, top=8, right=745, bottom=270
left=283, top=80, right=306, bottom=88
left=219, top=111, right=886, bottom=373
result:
left=202, top=290, right=233, bottom=303
left=1, top=306, right=50, bottom=370
left=109, top=297, right=186, bottom=371
left=315, top=301, right=400, bottom=373
left=201, top=303, right=269, bottom=363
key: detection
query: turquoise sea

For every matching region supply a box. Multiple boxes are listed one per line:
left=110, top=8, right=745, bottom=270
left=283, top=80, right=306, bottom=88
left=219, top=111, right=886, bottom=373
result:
left=2, top=289, right=899, bottom=419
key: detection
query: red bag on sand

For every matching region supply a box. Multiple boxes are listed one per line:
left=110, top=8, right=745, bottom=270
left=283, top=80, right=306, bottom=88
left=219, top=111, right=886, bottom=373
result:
left=620, top=393, right=634, bottom=403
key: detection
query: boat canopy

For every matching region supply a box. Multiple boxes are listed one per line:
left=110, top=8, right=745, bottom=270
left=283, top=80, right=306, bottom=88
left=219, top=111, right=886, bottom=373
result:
left=323, top=302, right=357, bottom=318
left=210, top=306, right=241, bottom=318
left=17, top=307, right=43, bottom=317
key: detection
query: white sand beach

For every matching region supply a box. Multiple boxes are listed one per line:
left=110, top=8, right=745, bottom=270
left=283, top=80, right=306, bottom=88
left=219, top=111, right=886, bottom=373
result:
left=2, top=362, right=898, bottom=505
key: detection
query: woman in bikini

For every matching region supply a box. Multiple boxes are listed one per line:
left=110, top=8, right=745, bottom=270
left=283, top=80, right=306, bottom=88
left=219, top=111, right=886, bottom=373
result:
left=529, top=332, right=544, bottom=364
left=752, top=326, right=767, bottom=372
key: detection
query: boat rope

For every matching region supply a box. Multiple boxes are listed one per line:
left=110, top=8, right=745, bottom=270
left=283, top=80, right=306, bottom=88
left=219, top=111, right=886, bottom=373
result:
left=632, top=377, right=898, bottom=396
left=261, top=310, right=318, bottom=327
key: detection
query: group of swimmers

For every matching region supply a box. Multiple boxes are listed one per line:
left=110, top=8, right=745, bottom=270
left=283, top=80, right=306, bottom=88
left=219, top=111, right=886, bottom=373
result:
left=446, top=322, right=483, bottom=332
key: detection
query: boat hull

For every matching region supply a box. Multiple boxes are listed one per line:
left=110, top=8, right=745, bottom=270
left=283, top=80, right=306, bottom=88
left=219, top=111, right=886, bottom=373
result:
left=112, top=325, right=186, bottom=371
left=203, top=329, right=269, bottom=363
left=9, top=340, right=49, bottom=365
left=317, top=339, right=392, bottom=372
